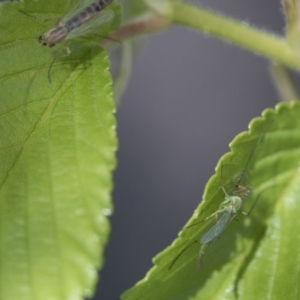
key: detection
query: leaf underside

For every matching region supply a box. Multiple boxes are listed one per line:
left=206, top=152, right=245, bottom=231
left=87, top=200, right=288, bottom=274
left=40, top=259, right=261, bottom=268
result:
left=122, top=101, right=300, bottom=300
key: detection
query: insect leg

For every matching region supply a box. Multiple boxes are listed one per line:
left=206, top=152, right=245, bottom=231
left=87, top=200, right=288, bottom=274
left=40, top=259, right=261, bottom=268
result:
left=242, top=184, right=283, bottom=216
left=168, top=240, right=198, bottom=270
left=48, top=47, right=71, bottom=83
left=235, top=121, right=273, bottom=188
left=186, top=208, right=225, bottom=229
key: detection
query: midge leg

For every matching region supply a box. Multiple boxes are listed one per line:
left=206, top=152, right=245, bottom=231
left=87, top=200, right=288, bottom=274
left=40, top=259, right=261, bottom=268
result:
left=187, top=191, right=233, bottom=229
left=186, top=207, right=226, bottom=229
left=241, top=200, right=259, bottom=216
left=168, top=240, right=198, bottom=270
left=47, top=47, right=71, bottom=83
left=241, top=184, right=283, bottom=217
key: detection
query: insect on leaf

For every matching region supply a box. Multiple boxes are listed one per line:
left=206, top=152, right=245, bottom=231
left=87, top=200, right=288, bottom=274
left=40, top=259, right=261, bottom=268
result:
left=122, top=101, right=300, bottom=300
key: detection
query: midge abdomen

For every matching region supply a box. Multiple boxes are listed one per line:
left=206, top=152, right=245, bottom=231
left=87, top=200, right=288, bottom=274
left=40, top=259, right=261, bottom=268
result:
left=65, top=0, right=112, bottom=32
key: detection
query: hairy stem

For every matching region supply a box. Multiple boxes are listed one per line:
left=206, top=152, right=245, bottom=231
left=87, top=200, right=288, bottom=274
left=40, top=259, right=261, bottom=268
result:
left=170, top=2, right=300, bottom=71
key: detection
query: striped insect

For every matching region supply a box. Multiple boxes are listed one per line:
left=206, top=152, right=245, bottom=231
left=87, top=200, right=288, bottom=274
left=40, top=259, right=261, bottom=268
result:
left=39, top=0, right=114, bottom=47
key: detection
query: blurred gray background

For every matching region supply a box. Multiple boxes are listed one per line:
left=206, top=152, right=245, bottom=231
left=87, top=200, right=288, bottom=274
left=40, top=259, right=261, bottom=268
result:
left=95, top=1, right=284, bottom=299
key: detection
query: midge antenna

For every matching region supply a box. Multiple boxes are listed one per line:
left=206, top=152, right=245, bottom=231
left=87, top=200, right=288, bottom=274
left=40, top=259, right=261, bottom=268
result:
left=233, top=120, right=273, bottom=192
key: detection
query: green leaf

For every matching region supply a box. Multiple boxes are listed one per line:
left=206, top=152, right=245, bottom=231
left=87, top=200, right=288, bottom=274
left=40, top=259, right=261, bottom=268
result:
left=122, top=101, right=300, bottom=300
left=0, top=1, right=119, bottom=299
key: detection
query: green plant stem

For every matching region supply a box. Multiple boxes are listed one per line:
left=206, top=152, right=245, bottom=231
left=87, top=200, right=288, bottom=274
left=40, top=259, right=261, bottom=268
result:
left=269, top=63, right=299, bottom=102
left=171, top=2, right=300, bottom=71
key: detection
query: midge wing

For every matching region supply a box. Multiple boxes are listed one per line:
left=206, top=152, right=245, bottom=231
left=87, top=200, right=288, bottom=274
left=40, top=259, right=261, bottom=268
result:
left=200, top=207, right=234, bottom=244
left=67, top=10, right=114, bottom=39
left=61, top=0, right=98, bottom=23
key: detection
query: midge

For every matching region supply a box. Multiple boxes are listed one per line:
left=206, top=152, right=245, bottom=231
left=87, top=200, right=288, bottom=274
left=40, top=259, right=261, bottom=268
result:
left=169, top=124, right=271, bottom=269
left=195, top=185, right=252, bottom=267
left=169, top=183, right=254, bottom=270
left=39, top=0, right=113, bottom=47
